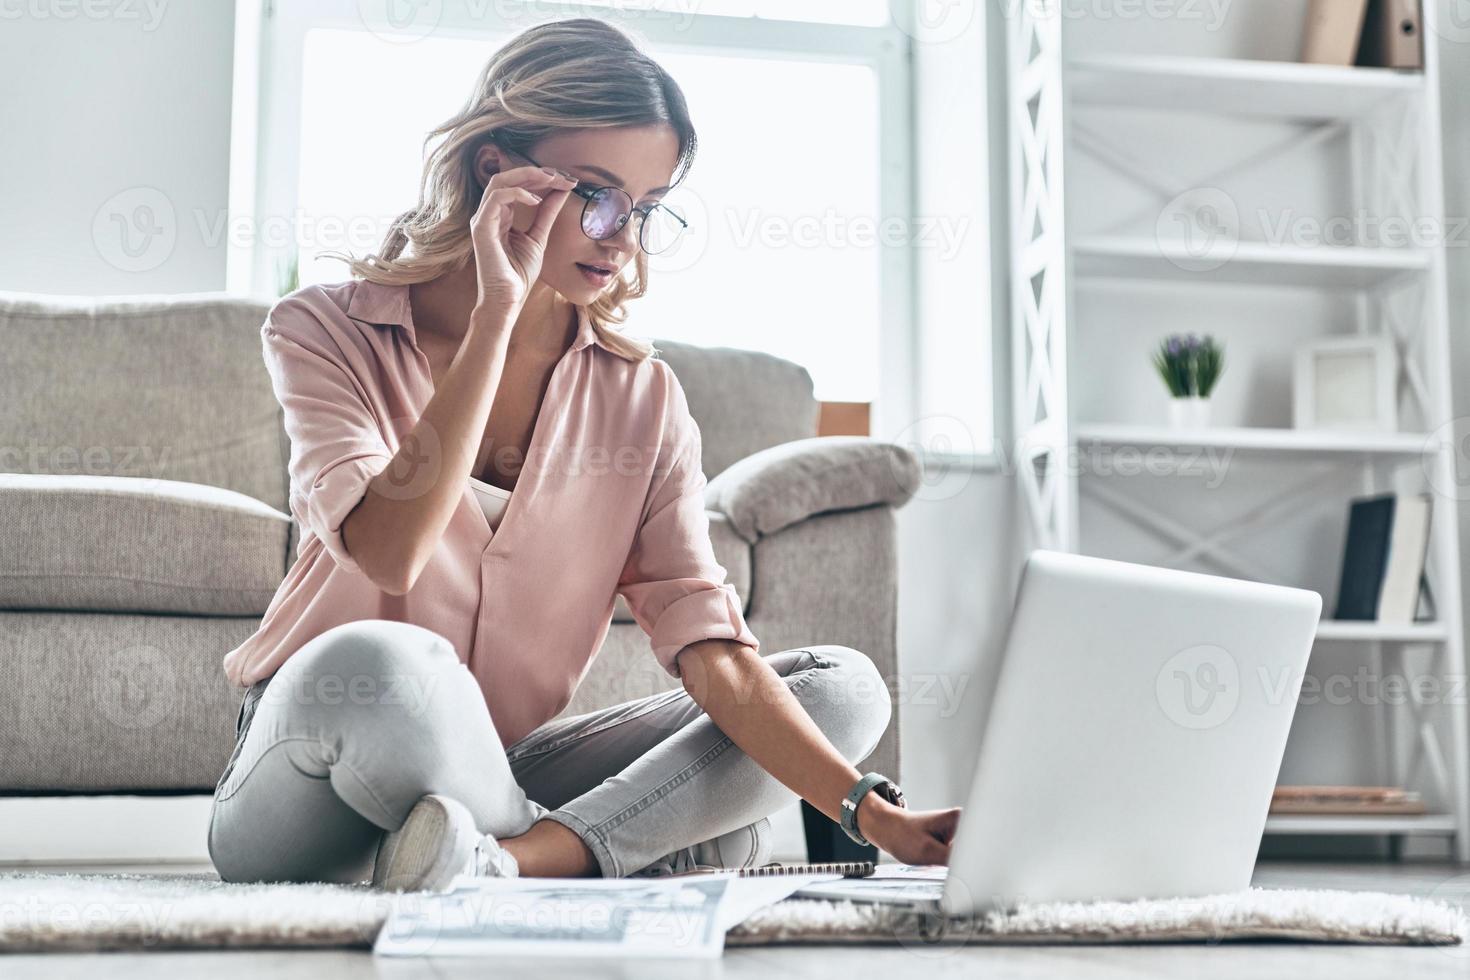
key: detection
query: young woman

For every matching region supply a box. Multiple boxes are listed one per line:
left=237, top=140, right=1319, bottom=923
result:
left=208, top=17, right=961, bottom=891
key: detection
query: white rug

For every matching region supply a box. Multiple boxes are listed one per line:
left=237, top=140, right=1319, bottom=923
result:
left=0, top=872, right=1464, bottom=952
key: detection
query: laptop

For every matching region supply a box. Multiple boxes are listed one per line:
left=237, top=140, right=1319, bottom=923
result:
left=799, top=549, right=1322, bottom=917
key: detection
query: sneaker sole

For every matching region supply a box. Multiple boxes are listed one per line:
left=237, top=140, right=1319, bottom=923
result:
left=372, top=795, right=475, bottom=893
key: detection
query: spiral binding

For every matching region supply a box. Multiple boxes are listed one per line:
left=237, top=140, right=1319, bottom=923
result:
left=737, top=861, right=875, bottom=878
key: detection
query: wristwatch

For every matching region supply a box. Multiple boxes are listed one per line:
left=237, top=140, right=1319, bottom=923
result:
left=839, top=772, right=906, bottom=846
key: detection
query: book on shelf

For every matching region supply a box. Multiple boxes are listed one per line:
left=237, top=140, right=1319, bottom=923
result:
left=1356, top=0, right=1424, bottom=70
left=1332, top=492, right=1432, bottom=624
left=1271, top=785, right=1426, bottom=815
left=1301, top=0, right=1369, bottom=65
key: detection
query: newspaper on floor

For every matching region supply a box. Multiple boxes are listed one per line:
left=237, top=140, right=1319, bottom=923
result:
left=373, top=871, right=825, bottom=958
left=792, top=863, right=948, bottom=905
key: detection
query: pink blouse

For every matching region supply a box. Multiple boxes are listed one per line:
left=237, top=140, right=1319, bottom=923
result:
left=222, top=278, right=760, bottom=748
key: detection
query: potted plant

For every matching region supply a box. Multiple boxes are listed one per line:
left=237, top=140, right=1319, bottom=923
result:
left=1152, top=333, right=1224, bottom=428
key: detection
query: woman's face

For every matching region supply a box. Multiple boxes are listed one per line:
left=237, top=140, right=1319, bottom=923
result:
left=483, top=123, right=681, bottom=306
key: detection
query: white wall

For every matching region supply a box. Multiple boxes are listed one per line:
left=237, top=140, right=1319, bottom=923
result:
left=0, top=1, right=236, bottom=295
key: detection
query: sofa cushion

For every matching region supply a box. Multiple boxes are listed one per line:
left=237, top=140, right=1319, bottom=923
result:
left=613, top=511, right=751, bottom=623
left=0, top=291, right=286, bottom=512
left=0, top=474, right=290, bottom=616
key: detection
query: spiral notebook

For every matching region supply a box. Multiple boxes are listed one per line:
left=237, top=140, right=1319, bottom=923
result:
left=668, top=860, right=875, bottom=878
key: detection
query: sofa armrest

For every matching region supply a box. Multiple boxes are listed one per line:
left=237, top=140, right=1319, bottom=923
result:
left=704, top=436, right=922, bottom=544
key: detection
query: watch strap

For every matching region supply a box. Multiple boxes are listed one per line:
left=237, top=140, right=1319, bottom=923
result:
left=839, top=771, right=897, bottom=847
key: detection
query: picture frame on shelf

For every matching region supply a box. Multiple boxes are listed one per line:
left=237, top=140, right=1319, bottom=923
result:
left=1292, top=336, right=1398, bottom=432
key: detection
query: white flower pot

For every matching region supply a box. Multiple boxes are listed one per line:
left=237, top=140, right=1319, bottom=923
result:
left=1167, top=396, right=1212, bottom=429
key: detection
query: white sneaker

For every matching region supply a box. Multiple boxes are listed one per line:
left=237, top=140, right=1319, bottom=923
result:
left=372, top=793, right=520, bottom=893
left=631, top=816, right=774, bottom=877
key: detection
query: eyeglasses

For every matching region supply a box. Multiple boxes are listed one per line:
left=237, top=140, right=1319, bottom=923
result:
left=507, top=148, right=689, bottom=256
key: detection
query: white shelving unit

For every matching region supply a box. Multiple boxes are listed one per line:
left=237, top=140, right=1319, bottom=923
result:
left=1006, top=5, right=1470, bottom=860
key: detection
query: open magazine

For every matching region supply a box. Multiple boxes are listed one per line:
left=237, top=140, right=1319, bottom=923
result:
left=373, top=871, right=825, bottom=959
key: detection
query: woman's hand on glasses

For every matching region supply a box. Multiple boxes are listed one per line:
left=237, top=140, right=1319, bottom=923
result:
left=469, top=164, right=578, bottom=315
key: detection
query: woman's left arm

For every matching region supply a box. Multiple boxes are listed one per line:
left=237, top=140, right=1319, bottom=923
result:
left=618, top=365, right=959, bottom=863
left=675, top=637, right=961, bottom=866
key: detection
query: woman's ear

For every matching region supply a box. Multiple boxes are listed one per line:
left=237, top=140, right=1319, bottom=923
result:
left=472, top=144, right=505, bottom=187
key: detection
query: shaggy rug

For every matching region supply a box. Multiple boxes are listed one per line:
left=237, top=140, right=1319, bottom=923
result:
left=0, top=871, right=1465, bottom=952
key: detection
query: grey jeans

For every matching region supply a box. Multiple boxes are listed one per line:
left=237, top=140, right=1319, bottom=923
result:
left=207, top=619, right=891, bottom=883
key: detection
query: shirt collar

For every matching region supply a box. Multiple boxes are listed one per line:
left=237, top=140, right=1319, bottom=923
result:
left=346, top=279, right=604, bottom=353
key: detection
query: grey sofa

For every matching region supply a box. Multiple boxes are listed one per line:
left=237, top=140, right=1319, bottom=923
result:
left=0, top=290, right=919, bottom=856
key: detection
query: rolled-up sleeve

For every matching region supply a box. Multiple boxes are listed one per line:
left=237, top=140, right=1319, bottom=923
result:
left=617, top=364, right=760, bottom=679
left=261, top=309, right=394, bottom=577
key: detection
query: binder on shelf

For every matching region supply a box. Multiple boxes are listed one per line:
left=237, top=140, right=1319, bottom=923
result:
left=1301, top=0, right=1369, bottom=65
left=1377, top=493, right=1432, bottom=624
left=1332, top=493, right=1432, bottom=622
left=1356, top=0, right=1424, bottom=70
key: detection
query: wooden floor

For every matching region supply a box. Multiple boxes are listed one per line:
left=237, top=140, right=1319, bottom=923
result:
left=5, top=861, right=1470, bottom=977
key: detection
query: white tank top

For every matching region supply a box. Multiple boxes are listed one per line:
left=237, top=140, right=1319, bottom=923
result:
left=468, top=474, right=513, bottom=531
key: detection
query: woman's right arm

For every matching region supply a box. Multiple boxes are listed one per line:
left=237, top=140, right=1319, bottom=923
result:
left=340, top=164, right=577, bottom=595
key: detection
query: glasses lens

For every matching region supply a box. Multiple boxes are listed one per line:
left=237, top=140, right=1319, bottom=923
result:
left=581, top=187, right=632, bottom=240
left=639, top=205, right=687, bottom=255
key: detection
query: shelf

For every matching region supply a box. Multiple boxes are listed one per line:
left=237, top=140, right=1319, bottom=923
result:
left=1067, top=55, right=1424, bottom=121
left=1263, top=813, right=1456, bottom=836
left=1072, top=236, right=1429, bottom=289
left=1315, top=620, right=1448, bottom=643
left=1074, top=424, right=1438, bottom=458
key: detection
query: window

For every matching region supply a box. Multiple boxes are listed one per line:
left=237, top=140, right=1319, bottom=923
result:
left=239, top=2, right=994, bottom=448
left=292, top=28, right=884, bottom=402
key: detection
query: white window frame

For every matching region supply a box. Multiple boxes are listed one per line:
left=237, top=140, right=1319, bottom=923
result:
left=229, top=0, right=989, bottom=449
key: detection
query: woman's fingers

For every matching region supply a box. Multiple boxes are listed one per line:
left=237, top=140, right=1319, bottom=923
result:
left=486, top=165, right=575, bottom=200
left=525, top=186, right=573, bottom=245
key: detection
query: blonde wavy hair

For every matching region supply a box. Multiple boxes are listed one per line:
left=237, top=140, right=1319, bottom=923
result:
left=327, top=17, right=697, bottom=363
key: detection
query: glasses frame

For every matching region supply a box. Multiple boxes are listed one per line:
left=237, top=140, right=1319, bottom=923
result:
left=506, top=147, right=689, bottom=255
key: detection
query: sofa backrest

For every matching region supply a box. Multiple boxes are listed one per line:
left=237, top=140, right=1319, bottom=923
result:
left=0, top=291, right=821, bottom=512
left=651, top=339, right=820, bottom=478
left=0, top=291, right=287, bottom=512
